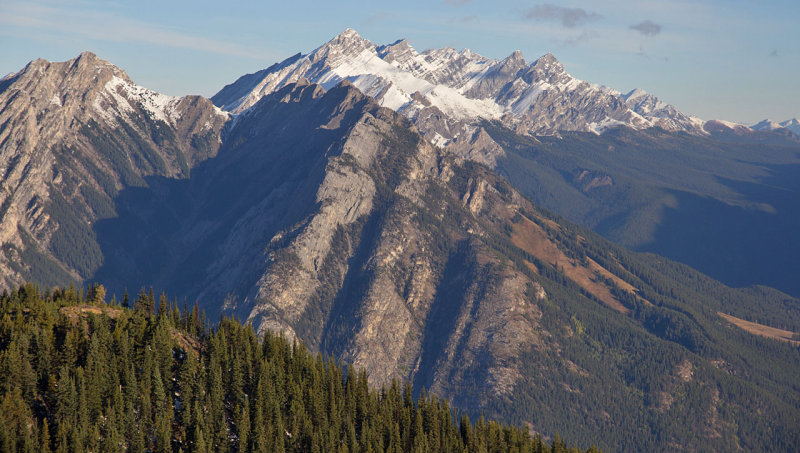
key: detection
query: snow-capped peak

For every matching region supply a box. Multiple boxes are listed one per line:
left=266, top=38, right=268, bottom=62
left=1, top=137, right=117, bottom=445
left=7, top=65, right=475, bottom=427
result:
left=751, top=118, right=800, bottom=135
left=622, top=88, right=667, bottom=113
left=752, top=119, right=783, bottom=131
left=311, top=29, right=374, bottom=64
left=212, top=29, right=708, bottom=136
left=506, top=50, right=525, bottom=63
left=91, top=75, right=186, bottom=126
left=531, top=53, right=563, bottom=72
left=703, top=119, right=752, bottom=135
left=780, top=118, right=800, bottom=135
left=376, top=39, right=420, bottom=67
left=330, top=28, right=364, bottom=45
left=624, top=88, right=649, bottom=101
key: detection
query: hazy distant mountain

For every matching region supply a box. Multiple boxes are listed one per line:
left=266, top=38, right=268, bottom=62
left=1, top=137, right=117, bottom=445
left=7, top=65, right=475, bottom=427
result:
left=752, top=119, right=783, bottom=131
left=619, top=87, right=703, bottom=130
left=783, top=118, right=800, bottom=134
left=753, top=118, right=800, bottom=135
left=486, top=123, right=800, bottom=298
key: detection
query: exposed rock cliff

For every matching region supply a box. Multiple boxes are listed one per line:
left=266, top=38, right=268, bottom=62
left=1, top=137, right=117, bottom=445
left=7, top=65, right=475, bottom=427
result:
left=0, top=52, right=228, bottom=289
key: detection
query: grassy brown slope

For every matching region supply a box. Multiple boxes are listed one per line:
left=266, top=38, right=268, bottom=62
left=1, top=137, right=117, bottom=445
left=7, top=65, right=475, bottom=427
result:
left=718, top=312, right=800, bottom=345
left=510, top=213, right=636, bottom=314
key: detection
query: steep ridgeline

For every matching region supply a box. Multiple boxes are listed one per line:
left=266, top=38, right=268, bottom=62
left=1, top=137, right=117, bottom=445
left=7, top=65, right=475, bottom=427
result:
left=212, top=29, right=707, bottom=166
left=110, top=78, right=800, bottom=450
left=214, top=29, right=800, bottom=297
left=0, top=52, right=228, bottom=289
left=214, top=29, right=797, bottom=149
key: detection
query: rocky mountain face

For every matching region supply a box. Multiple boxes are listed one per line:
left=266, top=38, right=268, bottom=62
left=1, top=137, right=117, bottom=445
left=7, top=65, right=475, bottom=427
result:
left=96, top=78, right=550, bottom=399
left=2, top=52, right=800, bottom=451
left=98, top=76, right=800, bottom=451
left=213, top=30, right=800, bottom=298
left=0, top=52, right=228, bottom=289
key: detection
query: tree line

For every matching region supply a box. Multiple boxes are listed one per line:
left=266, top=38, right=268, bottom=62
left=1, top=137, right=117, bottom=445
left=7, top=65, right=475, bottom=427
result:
left=0, top=283, right=599, bottom=452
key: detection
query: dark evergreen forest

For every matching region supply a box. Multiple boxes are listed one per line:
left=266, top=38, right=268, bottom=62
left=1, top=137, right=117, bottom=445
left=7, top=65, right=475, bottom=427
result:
left=0, top=283, right=598, bottom=453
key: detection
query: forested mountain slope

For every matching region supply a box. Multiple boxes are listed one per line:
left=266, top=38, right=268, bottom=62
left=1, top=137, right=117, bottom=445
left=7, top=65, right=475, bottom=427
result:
left=1, top=53, right=799, bottom=451
left=484, top=124, right=800, bottom=296
left=0, top=285, right=588, bottom=452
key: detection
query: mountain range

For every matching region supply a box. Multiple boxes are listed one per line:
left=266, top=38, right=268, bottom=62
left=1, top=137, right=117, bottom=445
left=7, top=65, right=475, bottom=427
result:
left=214, top=29, right=799, bottom=145
left=1, top=30, right=799, bottom=451
left=752, top=118, right=800, bottom=135
left=212, top=29, right=707, bottom=156
left=211, top=29, right=800, bottom=297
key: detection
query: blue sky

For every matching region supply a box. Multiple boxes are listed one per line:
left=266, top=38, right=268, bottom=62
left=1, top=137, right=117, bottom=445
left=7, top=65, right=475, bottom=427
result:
left=1, top=0, right=797, bottom=124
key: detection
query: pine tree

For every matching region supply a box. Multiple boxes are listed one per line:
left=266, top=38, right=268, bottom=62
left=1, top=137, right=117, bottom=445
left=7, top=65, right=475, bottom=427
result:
left=193, top=422, right=208, bottom=453
left=85, top=283, right=106, bottom=305
left=236, top=398, right=251, bottom=452
left=39, top=419, right=52, bottom=453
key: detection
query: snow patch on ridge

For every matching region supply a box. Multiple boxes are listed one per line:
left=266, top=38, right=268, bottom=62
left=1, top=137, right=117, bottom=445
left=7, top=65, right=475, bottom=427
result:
left=588, top=118, right=628, bottom=134
left=712, top=119, right=747, bottom=129
left=95, top=76, right=182, bottom=126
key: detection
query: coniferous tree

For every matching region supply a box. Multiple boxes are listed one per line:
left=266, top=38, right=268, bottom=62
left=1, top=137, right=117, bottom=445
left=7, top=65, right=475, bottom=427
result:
left=85, top=283, right=106, bottom=305
left=39, top=418, right=52, bottom=453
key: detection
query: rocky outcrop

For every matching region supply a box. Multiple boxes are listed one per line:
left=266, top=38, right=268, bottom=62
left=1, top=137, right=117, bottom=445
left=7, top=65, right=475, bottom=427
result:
left=123, top=78, right=561, bottom=399
left=0, top=52, right=227, bottom=289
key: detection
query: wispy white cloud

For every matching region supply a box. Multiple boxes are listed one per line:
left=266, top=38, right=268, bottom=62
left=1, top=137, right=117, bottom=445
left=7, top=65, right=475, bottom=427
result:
left=0, top=2, right=274, bottom=60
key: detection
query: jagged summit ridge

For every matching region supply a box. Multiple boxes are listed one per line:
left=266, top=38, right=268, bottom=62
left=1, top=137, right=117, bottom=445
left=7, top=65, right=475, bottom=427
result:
left=212, top=29, right=706, bottom=137
left=0, top=52, right=229, bottom=289
left=213, top=30, right=504, bottom=123
left=2, top=51, right=227, bottom=130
